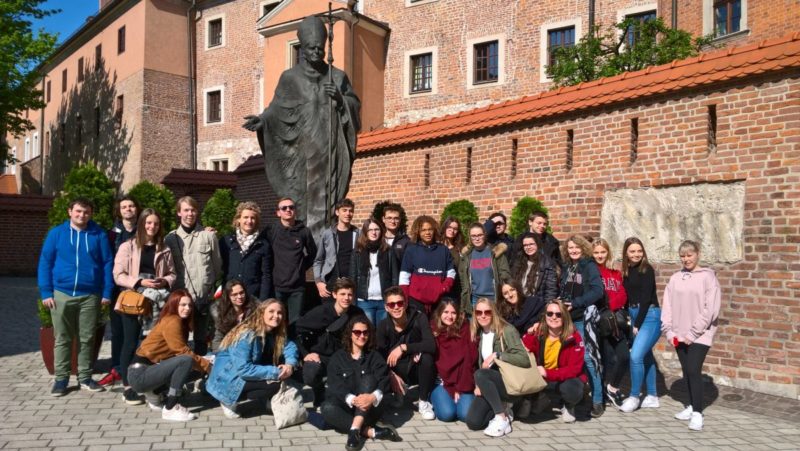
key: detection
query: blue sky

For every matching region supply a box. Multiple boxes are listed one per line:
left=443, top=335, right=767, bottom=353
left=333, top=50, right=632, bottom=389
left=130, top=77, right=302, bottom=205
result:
left=34, top=0, right=99, bottom=44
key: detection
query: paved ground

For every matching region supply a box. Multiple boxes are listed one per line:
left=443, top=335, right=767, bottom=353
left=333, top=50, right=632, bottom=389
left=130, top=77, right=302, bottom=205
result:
left=1, top=277, right=798, bottom=451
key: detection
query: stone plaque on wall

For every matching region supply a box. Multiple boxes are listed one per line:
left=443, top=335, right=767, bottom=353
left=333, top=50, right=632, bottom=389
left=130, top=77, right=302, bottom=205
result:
left=600, top=182, right=745, bottom=264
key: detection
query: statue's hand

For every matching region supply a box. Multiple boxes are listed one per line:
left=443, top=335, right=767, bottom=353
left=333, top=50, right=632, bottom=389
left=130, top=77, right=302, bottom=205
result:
left=242, top=115, right=263, bottom=132
left=322, top=82, right=343, bottom=105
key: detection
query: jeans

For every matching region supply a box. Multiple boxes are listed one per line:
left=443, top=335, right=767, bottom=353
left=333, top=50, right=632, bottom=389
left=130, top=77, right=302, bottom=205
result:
left=602, top=333, right=630, bottom=388
left=275, top=290, right=304, bottom=325
left=430, top=384, right=474, bottom=422
left=109, top=307, right=123, bottom=372
left=193, top=309, right=210, bottom=356
left=465, top=368, right=516, bottom=430
left=321, top=374, right=383, bottom=433
left=357, top=299, right=386, bottom=325
left=51, top=291, right=100, bottom=381
left=128, top=354, right=194, bottom=403
left=574, top=320, right=603, bottom=404
left=675, top=343, right=710, bottom=413
left=545, top=379, right=585, bottom=407
left=392, top=353, right=435, bottom=402
left=628, top=306, right=662, bottom=397
left=118, top=313, right=142, bottom=386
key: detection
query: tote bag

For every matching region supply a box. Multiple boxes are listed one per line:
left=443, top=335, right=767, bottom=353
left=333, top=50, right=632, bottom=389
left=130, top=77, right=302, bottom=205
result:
left=495, top=334, right=546, bottom=396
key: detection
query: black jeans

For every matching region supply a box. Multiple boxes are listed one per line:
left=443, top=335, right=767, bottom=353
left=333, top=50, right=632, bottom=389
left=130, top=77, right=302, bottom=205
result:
left=118, top=313, right=142, bottom=386
left=193, top=309, right=210, bottom=356
left=546, top=379, right=585, bottom=407
left=321, top=375, right=383, bottom=434
left=109, top=308, right=123, bottom=372
left=236, top=380, right=282, bottom=404
left=675, top=343, right=710, bottom=413
left=391, top=353, right=435, bottom=402
left=465, top=368, right=516, bottom=430
left=128, top=354, right=194, bottom=403
left=602, top=334, right=630, bottom=388
left=275, top=290, right=305, bottom=325
left=301, top=359, right=329, bottom=406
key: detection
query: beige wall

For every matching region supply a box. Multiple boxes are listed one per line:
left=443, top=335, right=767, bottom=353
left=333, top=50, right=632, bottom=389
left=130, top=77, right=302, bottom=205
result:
left=144, top=0, right=190, bottom=76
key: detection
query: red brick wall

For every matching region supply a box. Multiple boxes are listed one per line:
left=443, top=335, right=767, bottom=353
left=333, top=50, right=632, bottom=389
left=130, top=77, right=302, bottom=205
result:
left=0, top=195, right=53, bottom=276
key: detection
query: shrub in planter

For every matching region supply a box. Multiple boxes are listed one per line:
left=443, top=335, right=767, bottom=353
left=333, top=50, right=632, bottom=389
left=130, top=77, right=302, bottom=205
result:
left=201, top=188, right=239, bottom=237
left=127, top=180, right=176, bottom=232
left=509, top=196, right=550, bottom=237
left=440, top=199, right=479, bottom=237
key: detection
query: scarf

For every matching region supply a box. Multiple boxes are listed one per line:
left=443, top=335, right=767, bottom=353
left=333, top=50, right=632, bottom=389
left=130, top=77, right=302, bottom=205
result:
left=236, top=228, right=258, bottom=255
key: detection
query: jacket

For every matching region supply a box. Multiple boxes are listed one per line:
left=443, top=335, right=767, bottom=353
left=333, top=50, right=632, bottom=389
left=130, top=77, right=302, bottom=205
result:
left=38, top=220, right=114, bottom=300
left=295, top=303, right=365, bottom=359
left=206, top=330, right=299, bottom=406
left=477, top=324, right=531, bottom=368
left=108, top=221, right=136, bottom=255
left=661, top=267, right=721, bottom=347
left=313, top=225, right=359, bottom=283
left=434, top=322, right=477, bottom=396
left=350, top=247, right=399, bottom=300
left=376, top=309, right=436, bottom=357
left=263, top=220, right=316, bottom=292
left=559, top=257, right=604, bottom=322
left=209, top=300, right=254, bottom=352
left=219, top=230, right=274, bottom=300
left=165, top=227, right=222, bottom=307
left=597, top=264, right=627, bottom=311
left=325, top=349, right=390, bottom=404
left=388, top=233, right=411, bottom=266
left=458, top=242, right=511, bottom=314
left=112, top=240, right=177, bottom=290
left=512, top=231, right=561, bottom=266
left=523, top=331, right=587, bottom=383
left=510, top=254, right=559, bottom=304
left=135, top=315, right=211, bottom=373
left=399, top=242, right=456, bottom=305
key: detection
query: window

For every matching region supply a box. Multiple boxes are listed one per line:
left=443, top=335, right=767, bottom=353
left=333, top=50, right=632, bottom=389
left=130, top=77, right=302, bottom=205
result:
left=547, top=26, right=575, bottom=70
left=115, top=95, right=124, bottom=125
left=118, top=26, right=126, bottom=54
left=95, top=106, right=101, bottom=137
left=33, top=132, right=39, bottom=157
left=24, top=138, right=30, bottom=162
left=290, top=42, right=301, bottom=67
left=45, top=131, right=49, bottom=155
left=62, top=69, right=67, bottom=93
left=76, top=114, right=83, bottom=146
left=46, top=80, right=51, bottom=102
left=424, top=153, right=430, bottom=187
left=78, top=57, right=84, bottom=82
left=410, top=53, right=433, bottom=93
left=708, top=104, right=717, bottom=153
left=566, top=129, right=574, bottom=171
left=473, top=40, right=499, bottom=84
left=59, top=123, right=65, bottom=152
left=95, top=44, right=102, bottom=71
left=510, top=138, right=518, bottom=178
left=208, top=18, right=223, bottom=48
left=9, top=148, right=16, bottom=175
left=206, top=90, right=222, bottom=123
left=211, top=159, right=229, bottom=172
left=625, top=10, right=657, bottom=47
left=630, top=118, right=639, bottom=164
left=261, top=0, right=280, bottom=17
left=465, top=146, right=473, bottom=184
left=714, top=0, right=742, bottom=37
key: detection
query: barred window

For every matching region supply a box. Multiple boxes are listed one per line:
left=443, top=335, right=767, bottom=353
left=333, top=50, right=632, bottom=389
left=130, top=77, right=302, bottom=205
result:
left=208, top=19, right=223, bottom=48
left=410, top=53, right=433, bottom=93
left=547, top=26, right=575, bottom=69
left=473, top=40, right=499, bottom=84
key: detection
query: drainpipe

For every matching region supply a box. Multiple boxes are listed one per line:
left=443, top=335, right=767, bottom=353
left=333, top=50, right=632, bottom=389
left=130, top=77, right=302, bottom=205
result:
left=40, top=75, right=46, bottom=193
left=588, top=0, right=595, bottom=33
left=671, top=0, right=678, bottom=29
left=186, top=0, right=197, bottom=169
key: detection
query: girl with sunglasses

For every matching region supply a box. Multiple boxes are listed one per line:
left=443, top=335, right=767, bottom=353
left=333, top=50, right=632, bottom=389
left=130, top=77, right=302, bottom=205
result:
left=465, top=298, right=530, bottom=437
left=323, top=316, right=402, bottom=450
left=522, top=300, right=587, bottom=423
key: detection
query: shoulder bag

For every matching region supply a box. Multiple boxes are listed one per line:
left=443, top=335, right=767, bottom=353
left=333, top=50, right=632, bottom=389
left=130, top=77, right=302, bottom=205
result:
left=495, top=333, right=546, bottom=396
left=115, top=289, right=152, bottom=316
left=270, top=381, right=308, bottom=429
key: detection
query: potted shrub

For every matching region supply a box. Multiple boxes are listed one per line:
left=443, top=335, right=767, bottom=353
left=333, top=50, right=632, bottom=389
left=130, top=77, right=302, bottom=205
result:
left=38, top=298, right=108, bottom=375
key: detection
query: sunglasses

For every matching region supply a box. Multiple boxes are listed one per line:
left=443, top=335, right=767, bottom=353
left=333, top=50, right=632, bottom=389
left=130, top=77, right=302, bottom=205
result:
left=351, top=329, right=369, bottom=337
left=279, top=205, right=296, bottom=211
left=475, top=309, right=493, bottom=317
left=546, top=311, right=563, bottom=318
left=386, top=301, right=405, bottom=309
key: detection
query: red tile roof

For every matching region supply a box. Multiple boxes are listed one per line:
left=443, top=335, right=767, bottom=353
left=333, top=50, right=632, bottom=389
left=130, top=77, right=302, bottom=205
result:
left=358, top=32, right=800, bottom=153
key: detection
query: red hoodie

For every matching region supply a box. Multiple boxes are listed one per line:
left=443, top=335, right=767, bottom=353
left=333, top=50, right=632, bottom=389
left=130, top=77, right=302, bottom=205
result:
left=522, top=331, right=587, bottom=383
left=597, top=264, right=627, bottom=311
left=432, top=321, right=477, bottom=396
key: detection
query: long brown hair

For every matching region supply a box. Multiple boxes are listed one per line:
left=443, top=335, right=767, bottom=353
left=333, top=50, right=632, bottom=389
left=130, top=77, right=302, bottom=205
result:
left=134, top=208, right=165, bottom=251
left=470, top=297, right=510, bottom=341
left=355, top=217, right=388, bottom=253
left=511, top=232, right=542, bottom=295
left=538, top=299, right=575, bottom=342
left=621, top=236, right=652, bottom=277
left=496, top=279, right=527, bottom=320
left=216, top=280, right=253, bottom=336
left=431, top=298, right=464, bottom=339
left=341, top=316, right=375, bottom=354
left=157, top=289, right=194, bottom=332
left=220, top=299, right=288, bottom=365
left=439, top=216, right=464, bottom=249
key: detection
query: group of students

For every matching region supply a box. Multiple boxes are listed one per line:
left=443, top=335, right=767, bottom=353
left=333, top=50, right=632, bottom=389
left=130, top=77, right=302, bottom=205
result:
left=38, top=194, right=721, bottom=449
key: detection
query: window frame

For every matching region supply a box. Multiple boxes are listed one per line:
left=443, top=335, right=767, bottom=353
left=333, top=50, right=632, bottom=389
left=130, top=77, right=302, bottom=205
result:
left=259, top=0, right=281, bottom=18
left=62, top=68, right=67, bottom=93
left=205, top=14, right=226, bottom=50
left=287, top=40, right=301, bottom=68
left=210, top=158, right=230, bottom=172
left=78, top=57, right=85, bottom=83
left=540, top=18, right=582, bottom=83
left=118, top=26, right=126, bottom=54
left=466, top=35, right=506, bottom=88
left=702, top=0, right=747, bottom=39
left=95, top=43, right=103, bottom=72
left=203, top=86, right=225, bottom=125
left=403, top=47, right=438, bottom=97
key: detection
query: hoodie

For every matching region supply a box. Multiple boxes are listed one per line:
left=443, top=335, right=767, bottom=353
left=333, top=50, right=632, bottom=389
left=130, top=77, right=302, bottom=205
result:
left=38, top=220, right=114, bottom=300
left=399, top=242, right=455, bottom=305
left=661, top=267, right=721, bottom=347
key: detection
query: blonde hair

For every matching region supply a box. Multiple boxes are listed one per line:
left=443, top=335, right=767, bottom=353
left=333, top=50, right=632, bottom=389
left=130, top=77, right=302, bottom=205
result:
left=470, top=297, right=510, bottom=341
left=220, top=299, right=287, bottom=365
left=592, top=238, right=613, bottom=269
left=233, top=201, right=261, bottom=230
left=538, top=299, right=575, bottom=342
left=561, top=234, right=593, bottom=263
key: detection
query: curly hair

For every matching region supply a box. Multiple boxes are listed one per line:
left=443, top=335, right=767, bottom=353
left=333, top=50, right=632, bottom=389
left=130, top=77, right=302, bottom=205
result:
left=341, top=316, right=374, bottom=353
left=409, top=215, right=440, bottom=244
left=560, top=234, right=593, bottom=263
left=232, top=201, right=261, bottom=230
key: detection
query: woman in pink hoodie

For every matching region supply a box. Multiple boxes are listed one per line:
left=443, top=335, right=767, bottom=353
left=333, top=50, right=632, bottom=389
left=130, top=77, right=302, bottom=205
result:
left=661, top=240, right=721, bottom=432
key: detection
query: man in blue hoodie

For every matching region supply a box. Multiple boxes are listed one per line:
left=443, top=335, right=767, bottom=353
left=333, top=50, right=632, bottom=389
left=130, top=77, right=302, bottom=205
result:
left=38, top=197, right=114, bottom=396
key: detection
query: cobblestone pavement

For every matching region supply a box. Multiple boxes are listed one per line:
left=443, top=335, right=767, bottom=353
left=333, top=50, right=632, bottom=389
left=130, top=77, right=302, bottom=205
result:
left=1, top=277, right=798, bottom=451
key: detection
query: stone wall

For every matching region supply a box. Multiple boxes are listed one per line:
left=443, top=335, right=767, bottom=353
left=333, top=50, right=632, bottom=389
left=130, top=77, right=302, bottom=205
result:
left=0, top=194, right=53, bottom=276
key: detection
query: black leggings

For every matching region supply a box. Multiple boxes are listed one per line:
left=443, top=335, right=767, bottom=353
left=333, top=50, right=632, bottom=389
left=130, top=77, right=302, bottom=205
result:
left=602, top=334, right=630, bottom=388
left=465, top=368, right=516, bottom=430
left=239, top=380, right=282, bottom=403
left=119, top=313, right=142, bottom=386
left=675, top=343, right=710, bottom=413
left=302, top=360, right=328, bottom=405
left=321, top=375, right=384, bottom=434
left=545, top=379, right=585, bottom=407
left=391, top=353, right=435, bottom=401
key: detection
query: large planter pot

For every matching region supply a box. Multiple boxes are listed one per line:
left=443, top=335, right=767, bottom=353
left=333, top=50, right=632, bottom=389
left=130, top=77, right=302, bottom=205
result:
left=40, top=325, right=106, bottom=375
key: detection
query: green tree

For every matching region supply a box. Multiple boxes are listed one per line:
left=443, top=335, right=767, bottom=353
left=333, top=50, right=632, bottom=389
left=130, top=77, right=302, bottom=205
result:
left=48, top=163, right=116, bottom=229
left=509, top=196, right=549, bottom=237
left=201, top=189, right=238, bottom=237
left=127, top=180, right=176, bottom=231
left=0, top=0, right=59, bottom=168
left=440, top=199, right=478, bottom=237
left=547, top=17, right=711, bottom=88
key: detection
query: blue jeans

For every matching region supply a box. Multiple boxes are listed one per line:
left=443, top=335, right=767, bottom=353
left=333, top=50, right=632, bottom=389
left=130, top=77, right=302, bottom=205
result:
left=574, top=320, right=603, bottom=404
left=357, top=299, right=386, bottom=326
left=628, top=306, right=662, bottom=397
left=430, top=384, right=474, bottom=422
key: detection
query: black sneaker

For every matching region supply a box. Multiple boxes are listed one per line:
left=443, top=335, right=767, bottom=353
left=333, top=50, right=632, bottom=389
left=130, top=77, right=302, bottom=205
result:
left=373, top=424, right=402, bottom=442
left=51, top=379, right=68, bottom=397
left=345, top=429, right=365, bottom=451
left=607, top=389, right=625, bottom=409
left=122, top=388, right=144, bottom=405
left=591, top=402, right=605, bottom=418
left=79, top=379, right=105, bottom=392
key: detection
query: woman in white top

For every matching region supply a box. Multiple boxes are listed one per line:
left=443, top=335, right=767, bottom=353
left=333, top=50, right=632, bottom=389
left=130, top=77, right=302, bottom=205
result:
left=350, top=218, right=399, bottom=325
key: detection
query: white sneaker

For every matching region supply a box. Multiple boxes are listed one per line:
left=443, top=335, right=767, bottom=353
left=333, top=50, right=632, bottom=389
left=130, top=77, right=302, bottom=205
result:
left=561, top=406, right=576, bottom=423
left=641, top=395, right=660, bottom=408
left=483, top=415, right=512, bottom=437
left=418, top=400, right=435, bottom=420
left=675, top=406, right=693, bottom=420
left=516, top=398, right=532, bottom=419
left=688, top=412, right=704, bottom=431
left=221, top=403, right=240, bottom=419
left=162, top=403, right=197, bottom=422
left=619, top=396, right=640, bottom=413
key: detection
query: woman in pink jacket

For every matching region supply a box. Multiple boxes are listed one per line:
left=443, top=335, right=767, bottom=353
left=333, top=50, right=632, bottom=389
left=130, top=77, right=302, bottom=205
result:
left=661, top=240, right=721, bottom=432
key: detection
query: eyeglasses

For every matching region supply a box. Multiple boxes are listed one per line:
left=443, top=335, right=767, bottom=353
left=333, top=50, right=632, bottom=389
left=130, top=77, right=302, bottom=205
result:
left=446, top=226, right=460, bottom=231
left=351, top=329, right=369, bottom=337
left=546, top=311, right=563, bottom=318
left=384, top=216, right=400, bottom=222
left=475, top=309, right=493, bottom=317
left=279, top=205, right=296, bottom=211
left=522, top=243, right=537, bottom=248
left=470, top=233, right=485, bottom=239
left=386, top=301, right=405, bottom=309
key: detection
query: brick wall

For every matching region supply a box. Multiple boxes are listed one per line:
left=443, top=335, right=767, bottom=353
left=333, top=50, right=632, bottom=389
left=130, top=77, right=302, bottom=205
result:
left=141, top=69, right=192, bottom=184
left=233, top=155, right=279, bottom=219
left=0, top=195, right=53, bottom=276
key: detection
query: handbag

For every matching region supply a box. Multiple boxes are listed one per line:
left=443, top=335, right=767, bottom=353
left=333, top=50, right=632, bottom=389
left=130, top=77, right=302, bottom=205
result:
left=270, top=381, right=308, bottom=429
left=495, top=333, right=546, bottom=396
left=597, top=307, right=631, bottom=338
left=115, top=289, right=151, bottom=316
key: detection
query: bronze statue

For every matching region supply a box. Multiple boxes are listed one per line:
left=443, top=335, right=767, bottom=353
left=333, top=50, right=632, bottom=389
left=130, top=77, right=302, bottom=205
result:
left=244, top=15, right=361, bottom=239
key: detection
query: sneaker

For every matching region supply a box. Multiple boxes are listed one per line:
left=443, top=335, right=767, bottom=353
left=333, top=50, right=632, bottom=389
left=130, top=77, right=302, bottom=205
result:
left=51, top=379, right=68, bottom=397
left=483, top=415, right=512, bottom=437
left=516, top=398, right=532, bottom=419
left=98, top=369, right=121, bottom=387
left=373, top=424, right=402, bottom=442
left=641, top=395, right=660, bottom=408
left=221, top=403, right=240, bottom=419
left=145, top=392, right=164, bottom=411
left=531, top=392, right=550, bottom=415
left=122, top=388, right=144, bottom=405
left=591, top=402, right=605, bottom=418
left=675, top=406, right=693, bottom=421
left=418, top=400, right=435, bottom=420
left=619, top=396, right=640, bottom=413
left=607, top=386, right=625, bottom=409
left=688, top=411, right=704, bottom=431
left=162, top=403, right=197, bottom=422
left=345, top=429, right=365, bottom=451
left=561, top=406, right=576, bottom=423
left=79, top=379, right=105, bottom=392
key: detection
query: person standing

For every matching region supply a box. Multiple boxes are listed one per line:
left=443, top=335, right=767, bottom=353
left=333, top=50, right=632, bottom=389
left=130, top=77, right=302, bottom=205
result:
left=515, top=211, right=561, bottom=266
left=381, top=203, right=410, bottom=266
left=483, top=212, right=514, bottom=248
left=38, top=197, right=114, bottom=396
left=165, top=196, right=222, bottom=356
left=314, top=198, right=358, bottom=302
left=350, top=218, right=399, bottom=325
left=399, top=216, right=456, bottom=315
left=219, top=202, right=273, bottom=301
left=459, top=223, right=511, bottom=314
left=263, top=197, right=317, bottom=325
left=661, top=240, right=721, bottom=431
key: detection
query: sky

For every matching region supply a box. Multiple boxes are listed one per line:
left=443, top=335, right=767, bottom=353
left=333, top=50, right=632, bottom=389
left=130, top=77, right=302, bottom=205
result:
left=34, top=0, right=99, bottom=44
